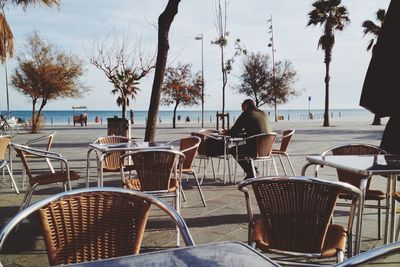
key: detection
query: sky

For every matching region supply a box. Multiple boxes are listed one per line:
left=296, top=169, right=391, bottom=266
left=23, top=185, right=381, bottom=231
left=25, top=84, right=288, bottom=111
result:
left=0, top=0, right=391, bottom=112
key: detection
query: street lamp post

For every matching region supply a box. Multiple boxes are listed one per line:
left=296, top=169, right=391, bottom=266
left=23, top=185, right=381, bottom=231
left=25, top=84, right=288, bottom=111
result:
left=195, top=34, right=205, bottom=128
left=308, top=96, right=312, bottom=119
left=267, top=15, right=277, bottom=122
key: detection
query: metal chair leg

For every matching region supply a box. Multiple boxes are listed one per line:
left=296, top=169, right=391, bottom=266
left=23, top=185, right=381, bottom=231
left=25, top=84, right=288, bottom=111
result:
left=285, top=153, right=296, bottom=175
left=278, top=154, right=288, bottom=175
left=378, top=199, right=382, bottom=240
left=192, top=171, right=207, bottom=207
left=6, top=164, right=19, bottom=194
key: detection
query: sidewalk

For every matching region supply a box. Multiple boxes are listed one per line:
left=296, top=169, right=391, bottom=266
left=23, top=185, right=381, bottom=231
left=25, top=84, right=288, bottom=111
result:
left=0, top=119, right=396, bottom=266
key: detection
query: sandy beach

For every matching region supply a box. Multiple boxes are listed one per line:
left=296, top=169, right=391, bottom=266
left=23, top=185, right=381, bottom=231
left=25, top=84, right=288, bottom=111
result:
left=0, top=116, right=394, bottom=266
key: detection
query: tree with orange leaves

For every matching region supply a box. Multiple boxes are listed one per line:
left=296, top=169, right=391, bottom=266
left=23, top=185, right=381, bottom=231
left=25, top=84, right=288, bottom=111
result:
left=161, top=63, right=202, bottom=128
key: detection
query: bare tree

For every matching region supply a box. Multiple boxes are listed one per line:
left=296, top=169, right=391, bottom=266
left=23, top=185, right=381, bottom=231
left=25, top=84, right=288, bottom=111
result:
left=161, top=63, right=202, bottom=128
left=145, top=0, right=180, bottom=142
left=89, top=31, right=155, bottom=119
left=235, top=52, right=301, bottom=108
left=11, top=32, right=88, bottom=133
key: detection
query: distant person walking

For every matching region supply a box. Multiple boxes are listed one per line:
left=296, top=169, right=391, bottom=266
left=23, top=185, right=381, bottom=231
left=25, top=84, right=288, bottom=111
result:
left=130, top=109, right=134, bottom=124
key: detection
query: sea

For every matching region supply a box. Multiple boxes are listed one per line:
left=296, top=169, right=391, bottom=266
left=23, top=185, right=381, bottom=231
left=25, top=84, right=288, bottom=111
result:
left=0, top=109, right=373, bottom=125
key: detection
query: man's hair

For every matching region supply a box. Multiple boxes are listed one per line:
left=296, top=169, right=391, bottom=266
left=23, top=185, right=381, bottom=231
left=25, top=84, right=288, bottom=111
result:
left=242, top=99, right=260, bottom=112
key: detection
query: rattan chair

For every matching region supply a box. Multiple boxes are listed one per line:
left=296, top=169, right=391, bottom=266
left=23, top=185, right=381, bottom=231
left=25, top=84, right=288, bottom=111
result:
left=167, top=136, right=207, bottom=207
left=0, top=187, right=195, bottom=266
left=236, top=133, right=278, bottom=180
left=0, top=135, right=19, bottom=194
left=94, top=135, right=135, bottom=172
left=319, top=144, right=387, bottom=240
left=121, top=150, right=185, bottom=246
left=238, top=176, right=361, bottom=264
left=272, top=129, right=296, bottom=175
left=86, top=135, right=135, bottom=187
left=18, top=132, right=56, bottom=188
left=11, top=143, right=80, bottom=211
left=191, top=130, right=219, bottom=183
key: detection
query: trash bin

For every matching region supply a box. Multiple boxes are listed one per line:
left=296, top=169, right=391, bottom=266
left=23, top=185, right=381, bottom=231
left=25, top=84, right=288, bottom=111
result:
left=107, top=117, right=131, bottom=138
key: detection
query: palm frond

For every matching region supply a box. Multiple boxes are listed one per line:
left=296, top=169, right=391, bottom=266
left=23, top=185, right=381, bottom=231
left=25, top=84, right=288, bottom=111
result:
left=0, top=13, right=13, bottom=63
left=13, top=0, right=60, bottom=10
left=376, top=9, right=386, bottom=23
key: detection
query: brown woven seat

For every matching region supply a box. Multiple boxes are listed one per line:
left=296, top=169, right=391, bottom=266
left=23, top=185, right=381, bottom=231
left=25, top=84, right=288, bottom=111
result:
left=239, top=133, right=278, bottom=178
left=272, top=129, right=296, bottom=175
left=320, top=144, right=387, bottom=240
left=191, top=130, right=219, bottom=183
left=30, top=170, right=80, bottom=186
left=238, top=176, right=361, bottom=264
left=94, top=135, right=135, bottom=172
left=0, top=188, right=195, bottom=266
left=168, top=136, right=207, bottom=207
left=121, top=150, right=185, bottom=246
left=124, top=177, right=178, bottom=192
left=0, top=136, right=19, bottom=194
left=11, top=143, right=81, bottom=211
left=16, top=132, right=56, bottom=188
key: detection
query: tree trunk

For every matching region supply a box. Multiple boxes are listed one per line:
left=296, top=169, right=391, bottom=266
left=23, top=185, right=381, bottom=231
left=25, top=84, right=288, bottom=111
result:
left=144, top=0, right=180, bottom=142
left=31, top=98, right=37, bottom=133
left=274, top=100, right=278, bottom=122
left=221, top=45, right=226, bottom=129
left=122, top=100, right=126, bottom=119
left=371, top=114, right=382, bottom=125
left=34, top=99, right=47, bottom=133
left=323, top=53, right=330, bottom=127
left=172, top=101, right=179, bottom=129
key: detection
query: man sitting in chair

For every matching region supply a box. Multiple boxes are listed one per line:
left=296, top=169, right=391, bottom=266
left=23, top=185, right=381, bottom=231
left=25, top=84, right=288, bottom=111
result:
left=222, top=99, right=272, bottom=179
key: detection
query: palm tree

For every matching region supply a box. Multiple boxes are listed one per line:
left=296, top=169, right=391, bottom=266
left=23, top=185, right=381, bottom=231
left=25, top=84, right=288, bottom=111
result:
left=0, top=0, right=59, bottom=63
left=307, top=0, right=350, bottom=127
left=362, top=9, right=386, bottom=126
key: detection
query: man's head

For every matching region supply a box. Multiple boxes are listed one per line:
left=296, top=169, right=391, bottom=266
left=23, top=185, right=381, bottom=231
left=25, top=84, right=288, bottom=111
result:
left=241, top=99, right=257, bottom=112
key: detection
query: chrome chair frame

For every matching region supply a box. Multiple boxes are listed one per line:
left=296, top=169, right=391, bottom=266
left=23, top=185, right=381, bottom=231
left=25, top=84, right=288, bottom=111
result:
left=238, top=133, right=278, bottom=179
left=121, top=149, right=186, bottom=246
left=11, top=143, right=75, bottom=211
left=238, top=176, right=361, bottom=264
left=334, top=241, right=400, bottom=267
left=272, top=129, right=296, bottom=175
left=167, top=136, right=207, bottom=207
left=0, top=136, right=19, bottom=194
left=0, top=187, right=195, bottom=267
left=317, top=143, right=388, bottom=241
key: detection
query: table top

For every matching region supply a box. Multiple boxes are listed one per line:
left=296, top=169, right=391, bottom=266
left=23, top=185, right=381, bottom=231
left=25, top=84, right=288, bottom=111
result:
left=89, top=141, right=177, bottom=153
left=59, top=242, right=280, bottom=267
left=306, top=154, right=400, bottom=176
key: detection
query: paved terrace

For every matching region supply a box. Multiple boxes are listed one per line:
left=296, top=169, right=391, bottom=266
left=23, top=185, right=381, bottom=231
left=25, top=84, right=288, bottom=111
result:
left=0, top=118, right=398, bottom=266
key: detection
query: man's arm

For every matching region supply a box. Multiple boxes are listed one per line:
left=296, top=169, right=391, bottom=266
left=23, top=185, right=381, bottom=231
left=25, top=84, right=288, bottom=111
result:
left=228, top=113, right=247, bottom=137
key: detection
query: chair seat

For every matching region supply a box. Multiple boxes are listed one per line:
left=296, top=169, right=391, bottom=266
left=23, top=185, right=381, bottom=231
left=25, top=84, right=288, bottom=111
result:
left=124, top=178, right=178, bottom=192
left=252, top=218, right=346, bottom=258
left=339, top=189, right=386, bottom=201
left=30, top=171, right=80, bottom=186
left=104, top=164, right=135, bottom=173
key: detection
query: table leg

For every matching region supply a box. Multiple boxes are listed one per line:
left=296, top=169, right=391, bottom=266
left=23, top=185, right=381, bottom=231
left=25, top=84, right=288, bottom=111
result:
left=85, top=149, right=93, bottom=188
left=355, top=178, right=368, bottom=255
left=384, top=174, right=392, bottom=244
left=390, top=175, right=397, bottom=243
left=99, top=154, right=104, bottom=187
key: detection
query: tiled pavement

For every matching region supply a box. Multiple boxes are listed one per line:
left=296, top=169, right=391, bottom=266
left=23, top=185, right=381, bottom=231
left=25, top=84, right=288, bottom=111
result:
left=0, top=120, right=398, bottom=266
